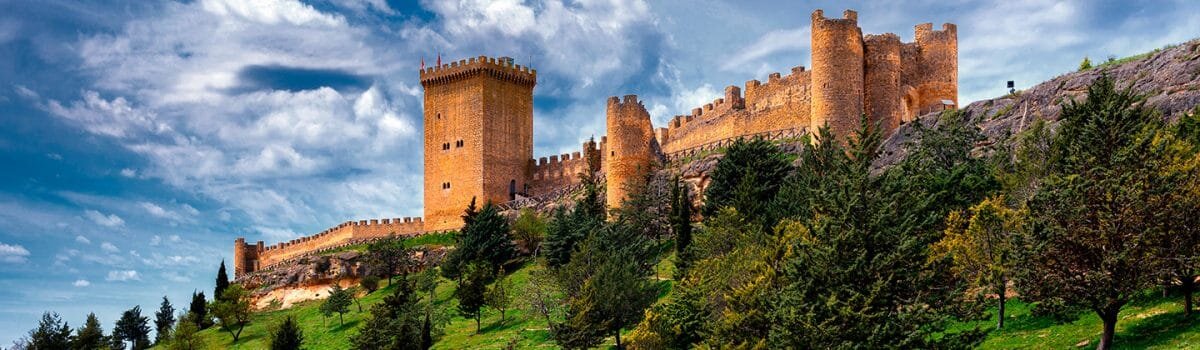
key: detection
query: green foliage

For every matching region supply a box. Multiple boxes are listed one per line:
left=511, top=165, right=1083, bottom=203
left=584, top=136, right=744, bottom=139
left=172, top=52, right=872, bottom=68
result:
left=366, top=235, right=416, bottom=284
left=208, top=284, right=252, bottom=342
left=1015, top=75, right=1171, bottom=349
left=1079, top=56, right=1093, bottom=70
left=441, top=201, right=516, bottom=279
left=74, top=312, right=106, bottom=350
left=350, top=278, right=434, bottom=350
left=321, top=284, right=353, bottom=326
left=188, top=292, right=210, bottom=329
left=511, top=208, right=547, bottom=255
left=455, top=263, right=491, bottom=334
left=669, top=176, right=693, bottom=262
left=933, top=196, right=1023, bottom=329
left=164, top=314, right=205, bottom=350
left=543, top=173, right=606, bottom=268
left=29, top=311, right=72, bottom=350
left=154, top=297, right=175, bottom=345
left=360, top=275, right=381, bottom=293
left=215, top=261, right=229, bottom=301
left=115, top=306, right=152, bottom=350
left=486, top=268, right=515, bottom=324
left=552, top=217, right=659, bottom=349
left=269, top=316, right=304, bottom=350
left=701, top=137, right=791, bottom=226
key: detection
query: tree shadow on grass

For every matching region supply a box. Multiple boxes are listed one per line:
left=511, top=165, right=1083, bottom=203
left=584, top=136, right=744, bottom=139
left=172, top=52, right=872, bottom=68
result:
left=479, top=317, right=525, bottom=334
left=1111, top=310, right=1200, bottom=349
left=326, top=319, right=362, bottom=333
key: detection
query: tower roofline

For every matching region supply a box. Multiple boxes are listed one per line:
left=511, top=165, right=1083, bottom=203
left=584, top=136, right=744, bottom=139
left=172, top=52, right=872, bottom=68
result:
left=419, top=55, right=537, bottom=87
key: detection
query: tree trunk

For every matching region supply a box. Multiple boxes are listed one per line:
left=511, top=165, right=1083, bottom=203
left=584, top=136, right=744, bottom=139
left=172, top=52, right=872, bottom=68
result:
left=339, top=312, right=344, bottom=326
left=1184, top=275, right=1195, bottom=317
left=997, top=277, right=1007, bottom=329
left=615, top=330, right=622, bottom=350
left=476, top=314, right=481, bottom=334
left=1098, top=310, right=1118, bottom=350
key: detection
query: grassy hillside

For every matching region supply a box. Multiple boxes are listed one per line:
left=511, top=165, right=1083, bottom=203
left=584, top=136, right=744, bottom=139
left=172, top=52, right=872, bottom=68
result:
left=171, top=249, right=1199, bottom=350
left=959, top=293, right=1200, bottom=349
left=170, top=256, right=677, bottom=350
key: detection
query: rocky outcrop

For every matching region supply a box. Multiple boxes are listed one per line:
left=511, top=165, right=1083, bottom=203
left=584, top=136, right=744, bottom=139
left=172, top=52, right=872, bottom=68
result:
left=878, top=39, right=1200, bottom=168
left=237, top=248, right=448, bottom=298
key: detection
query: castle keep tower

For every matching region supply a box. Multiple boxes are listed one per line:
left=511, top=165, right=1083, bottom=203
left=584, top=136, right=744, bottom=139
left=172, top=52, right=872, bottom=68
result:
left=420, top=56, right=536, bottom=231
left=810, top=10, right=865, bottom=140
left=605, top=95, right=659, bottom=210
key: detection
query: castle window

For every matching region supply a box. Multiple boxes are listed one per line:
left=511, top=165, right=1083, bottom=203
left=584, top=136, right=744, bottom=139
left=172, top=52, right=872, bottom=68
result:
left=442, top=142, right=450, bottom=150
left=437, top=113, right=441, bottom=120
left=456, top=140, right=464, bottom=148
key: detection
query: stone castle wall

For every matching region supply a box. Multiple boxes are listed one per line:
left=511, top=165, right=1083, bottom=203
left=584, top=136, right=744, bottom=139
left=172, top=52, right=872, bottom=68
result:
left=235, top=217, right=424, bottom=276
left=235, top=9, right=957, bottom=279
left=420, top=56, right=536, bottom=232
left=606, top=95, right=660, bottom=210
left=657, top=9, right=957, bottom=149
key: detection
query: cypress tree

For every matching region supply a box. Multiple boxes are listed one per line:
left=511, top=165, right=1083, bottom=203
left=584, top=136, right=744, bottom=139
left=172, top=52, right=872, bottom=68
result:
left=215, top=261, right=230, bottom=301
left=74, top=312, right=106, bottom=350
left=154, top=296, right=175, bottom=344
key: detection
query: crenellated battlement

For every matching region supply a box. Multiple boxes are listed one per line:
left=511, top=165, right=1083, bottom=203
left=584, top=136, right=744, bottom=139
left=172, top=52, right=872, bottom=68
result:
left=419, top=55, right=537, bottom=87
left=233, top=216, right=426, bottom=277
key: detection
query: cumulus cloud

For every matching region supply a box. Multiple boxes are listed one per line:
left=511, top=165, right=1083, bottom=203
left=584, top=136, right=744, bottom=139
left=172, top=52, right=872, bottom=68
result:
left=106, top=270, right=141, bottom=282
left=83, top=210, right=124, bottom=227
left=73, top=279, right=91, bottom=287
left=75, top=235, right=91, bottom=244
left=120, top=168, right=137, bottom=177
left=0, top=242, right=31, bottom=263
left=100, top=242, right=120, bottom=253
left=200, top=0, right=345, bottom=27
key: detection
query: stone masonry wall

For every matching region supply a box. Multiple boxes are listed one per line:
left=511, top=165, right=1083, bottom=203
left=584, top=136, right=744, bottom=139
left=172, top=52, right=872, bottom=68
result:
left=606, top=95, right=659, bottom=209
left=234, top=217, right=425, bottom=277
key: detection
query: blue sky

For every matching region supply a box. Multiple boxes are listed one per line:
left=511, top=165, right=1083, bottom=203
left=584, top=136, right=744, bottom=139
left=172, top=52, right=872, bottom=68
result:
left=1, top=0, right=1198, bottom=344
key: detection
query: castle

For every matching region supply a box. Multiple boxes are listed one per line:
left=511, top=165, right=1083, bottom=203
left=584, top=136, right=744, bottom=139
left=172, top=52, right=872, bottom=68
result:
left=233, top=9, right=957, bottom=278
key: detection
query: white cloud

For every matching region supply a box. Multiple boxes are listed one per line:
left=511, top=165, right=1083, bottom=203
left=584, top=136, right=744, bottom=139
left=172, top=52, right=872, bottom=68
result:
left=120, top=168, right=137, bottom=177
left=14, top=85, right=38, bottom=99
left=161, top=271, right=191, bottom=283
left=74, top=235, right=91, bottom=244
left=100, top=242, right=120, bottom=253
left=73, top=279, right=91, bottom=287
left=149, top=235, right=161, bottom=246
left=106, top=270, right=141, bottom=282
left=255, top=226, right=300, bottom=240
left=46, top=91, right=171, bottom=139
left=45, top=153, right=63, bottom=160
left=200, top=0, right=345, bottom=27
left=84, top=210, right=124, bottom=227
left=721, top=27, right=811, bottom=72
left=0, top=242, right=31, bottom=263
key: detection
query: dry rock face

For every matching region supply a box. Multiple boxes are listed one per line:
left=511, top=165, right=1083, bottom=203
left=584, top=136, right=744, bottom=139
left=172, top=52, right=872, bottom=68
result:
left=236, top=248, right=448, bottom=298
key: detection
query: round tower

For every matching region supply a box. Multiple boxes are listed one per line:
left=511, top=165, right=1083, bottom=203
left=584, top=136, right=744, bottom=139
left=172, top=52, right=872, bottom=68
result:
left=605, top=95, right=658, bottom=211
left=915, top=23, right=958, bottom=114
left=233, top=238, right=248, bottom=277
left=864, top=33, right=902, bottom=136
left=810, top=9, right=865, bottom=140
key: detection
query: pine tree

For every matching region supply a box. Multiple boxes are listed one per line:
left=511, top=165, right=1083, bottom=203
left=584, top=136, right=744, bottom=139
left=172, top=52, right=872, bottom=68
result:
left=1017, top=75, right=1174, bottom=350
left=114, top=306, right=151, bottom=350
left=442, top=202, right=515, bottom=278
left=366, top=235, right=415, bottom=284
left=269, top=316, right=304, bottom=350
left=215, top=261, right=230, bottom=301
left=670, top=176, right=693, bottom=274
left=701, top=137, right=790, bottom=225
left=350, top=278, right=429, bottom=350
left=486, top=268, right=514, bottom=324
left=154, top=296, right=175, bottom=344
left=455, top=263, right=490, bottom=334
left=29, top=311, right=72, bottom=349
left=322, top=284, right=353, bottom=326
left=209, top=284, right=252, bottom=342
left=164, top=313, right=205, bottom=350
left=188, top=291, right=209, bottom=329
left=73, top=312, right=106, bottom=350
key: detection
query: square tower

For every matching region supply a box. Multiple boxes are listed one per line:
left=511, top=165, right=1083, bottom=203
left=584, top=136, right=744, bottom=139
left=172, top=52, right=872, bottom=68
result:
left=420, top=56, right=536, bottom=232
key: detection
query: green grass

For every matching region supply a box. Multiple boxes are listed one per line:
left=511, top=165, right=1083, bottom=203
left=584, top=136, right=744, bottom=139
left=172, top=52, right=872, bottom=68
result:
left=957, top=294, right=1200, bottom=349
left=170, top=255, right=677, bottom=350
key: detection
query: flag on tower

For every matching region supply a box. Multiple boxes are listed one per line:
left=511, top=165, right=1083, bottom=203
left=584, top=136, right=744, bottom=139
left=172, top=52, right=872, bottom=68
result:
left=436, top=53, right=441, bottom=67
left=420, top=57, right=425, bottom=70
